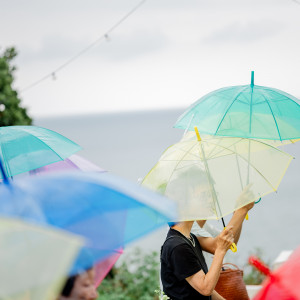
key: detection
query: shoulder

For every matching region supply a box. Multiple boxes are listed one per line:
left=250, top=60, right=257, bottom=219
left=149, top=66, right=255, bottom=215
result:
left=163, top=236, right=195, bottom=258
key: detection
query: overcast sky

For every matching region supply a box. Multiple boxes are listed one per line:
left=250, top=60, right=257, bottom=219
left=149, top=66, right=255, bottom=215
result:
left=1, top=0, right=300, bottom=117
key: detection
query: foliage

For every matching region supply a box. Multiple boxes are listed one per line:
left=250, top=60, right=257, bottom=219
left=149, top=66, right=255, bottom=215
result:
left=97, top=248, right=160, bottom=300
left=154, top=289, right=170, bottom=299
left=0, top=47, right=32, bottom=126
left=243, top=248, right=268, bottom=285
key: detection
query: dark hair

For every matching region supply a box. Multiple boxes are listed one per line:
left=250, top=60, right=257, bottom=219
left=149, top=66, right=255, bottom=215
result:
left=60, top=266, right=95, bottom=297
left=60, top=275, right=78, bottom=297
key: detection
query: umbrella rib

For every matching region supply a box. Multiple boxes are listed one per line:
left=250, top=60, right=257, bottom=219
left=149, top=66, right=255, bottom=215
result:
left=188, top=138, right=279, bottom=191
left=214, top=86, right=249, bottom=134
left=163, top=138, right=282, bottom=200
left=212, top=141, right=278, bottom=191
left=260, top=87, right=300, bottom=107
left=163, top=142, right=202, bottom=183
left=0, top=138, right=12, bottom=177
left=260, top=92, right=282, bottom=141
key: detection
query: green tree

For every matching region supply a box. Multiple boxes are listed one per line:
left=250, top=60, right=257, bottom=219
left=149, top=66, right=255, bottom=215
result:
left=0, top=47, right=32, bottom=126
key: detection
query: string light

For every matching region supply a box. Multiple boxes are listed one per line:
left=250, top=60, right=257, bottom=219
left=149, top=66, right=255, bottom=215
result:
left=20, top=0, right=147, bottom=93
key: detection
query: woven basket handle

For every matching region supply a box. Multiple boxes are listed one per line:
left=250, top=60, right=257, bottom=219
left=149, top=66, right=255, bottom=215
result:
left=222, top=263, right=240, bottom=270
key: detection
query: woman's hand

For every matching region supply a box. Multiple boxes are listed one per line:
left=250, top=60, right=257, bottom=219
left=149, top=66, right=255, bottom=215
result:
left=215, top=226, right=234, bottom=253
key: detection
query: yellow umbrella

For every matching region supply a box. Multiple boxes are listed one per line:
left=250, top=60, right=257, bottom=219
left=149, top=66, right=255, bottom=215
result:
left=142, top=129, right=293, bottom=222
left=0, top=218, right=83, bottom=300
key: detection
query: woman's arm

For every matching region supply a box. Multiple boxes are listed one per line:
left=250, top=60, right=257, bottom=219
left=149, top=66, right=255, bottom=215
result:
left=211, top=290, right=226, bottom=300
left=196, top=185, right=255, bottom=253
left=227, top=202, right=254, bottom=244
left=186, top=227, right=233, bottom=296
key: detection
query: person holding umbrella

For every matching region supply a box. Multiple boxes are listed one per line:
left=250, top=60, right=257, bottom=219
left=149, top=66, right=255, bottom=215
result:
left=160, top=172, right=255, bottom=300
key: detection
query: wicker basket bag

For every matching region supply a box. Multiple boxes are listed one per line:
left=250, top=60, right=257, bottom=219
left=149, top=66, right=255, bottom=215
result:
left=215, top=263, right=249, bottom=300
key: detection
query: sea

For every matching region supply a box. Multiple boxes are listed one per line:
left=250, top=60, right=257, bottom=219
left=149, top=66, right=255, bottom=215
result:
left=35, top=108, right=300, bottom=268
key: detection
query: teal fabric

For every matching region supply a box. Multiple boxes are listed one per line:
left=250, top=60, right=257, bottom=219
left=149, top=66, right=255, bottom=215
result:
left=175, top=84, right=300, bottom=140
left=0, top=126, right=81, bottom=178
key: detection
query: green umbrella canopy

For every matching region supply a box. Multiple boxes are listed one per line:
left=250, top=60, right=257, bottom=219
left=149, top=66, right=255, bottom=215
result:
left=175, top=72, right=300, bottom=141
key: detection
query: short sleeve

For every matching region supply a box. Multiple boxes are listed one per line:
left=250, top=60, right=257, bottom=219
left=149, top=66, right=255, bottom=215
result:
left=169, top=243, right=203, bottom=281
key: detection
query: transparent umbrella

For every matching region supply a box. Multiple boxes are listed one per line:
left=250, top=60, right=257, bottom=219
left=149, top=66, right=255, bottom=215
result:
left=175, top=72, right=300, bottom=141
left=0, top=125, right=81, bottom=179
left=0, top=217, right=82, bottom=300
left=142, top=129, right=293, bottom=221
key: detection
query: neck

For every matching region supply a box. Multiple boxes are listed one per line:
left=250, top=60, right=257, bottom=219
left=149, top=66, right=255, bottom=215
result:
left=172, top=221, right=194, bottom=238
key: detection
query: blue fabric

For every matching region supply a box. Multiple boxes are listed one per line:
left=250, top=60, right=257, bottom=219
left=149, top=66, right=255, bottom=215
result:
left=0, top=172, right=177, bottom=274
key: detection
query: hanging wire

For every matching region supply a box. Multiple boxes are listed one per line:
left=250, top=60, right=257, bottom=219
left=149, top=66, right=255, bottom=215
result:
left=20, top=0, right=147, bottom=93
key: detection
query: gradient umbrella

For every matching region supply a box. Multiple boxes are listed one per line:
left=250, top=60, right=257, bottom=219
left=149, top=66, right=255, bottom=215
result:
left=249, top=248, right=300, bottom=300
left=0, top=217, right=83, bottom=300
left=0, top=163, right=177, bottom=275
left=0, top=125, right=81, bottom=179
left=28, top=154, right=113, bottom=285
left=175, top=72, right=300, bottom=141
left=28, top=154, right=122, bottom=287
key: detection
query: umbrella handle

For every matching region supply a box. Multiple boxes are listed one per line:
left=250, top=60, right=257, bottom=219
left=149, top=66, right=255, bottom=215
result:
left=224, top=227, right=237, bottom=253
left=245, top=197, right=261, bottom=220
left=230, top=242, right=237, bottom=252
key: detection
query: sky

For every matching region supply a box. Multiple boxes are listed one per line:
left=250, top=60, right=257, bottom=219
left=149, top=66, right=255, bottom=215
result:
left=1, top=0, right=300, bottom=117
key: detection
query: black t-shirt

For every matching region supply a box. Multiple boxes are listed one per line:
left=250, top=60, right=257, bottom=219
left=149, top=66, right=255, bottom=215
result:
left=160, top=228, right=211, bottom=300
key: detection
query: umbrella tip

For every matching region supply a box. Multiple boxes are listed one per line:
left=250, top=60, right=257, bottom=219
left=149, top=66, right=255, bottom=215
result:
left=251, top=71, right=254, bottom=86
left=249, top=255, right=271, bottom=276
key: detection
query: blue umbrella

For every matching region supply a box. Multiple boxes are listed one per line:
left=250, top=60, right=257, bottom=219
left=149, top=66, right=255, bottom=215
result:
left=0, top=165, right=177, bottom=274
left=0, top=125, right=81, bottom=179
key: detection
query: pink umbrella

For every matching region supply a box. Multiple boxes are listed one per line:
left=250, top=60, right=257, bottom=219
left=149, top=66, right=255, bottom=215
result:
left=249, top=246, right=300, bottom=300
left=94, top=249, right=123, bottom=287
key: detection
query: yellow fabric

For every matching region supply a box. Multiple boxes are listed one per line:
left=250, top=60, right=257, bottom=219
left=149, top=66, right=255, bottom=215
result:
left=142, top=135, right=293, bottom=221
left=0, top=218, right=83, bottom=300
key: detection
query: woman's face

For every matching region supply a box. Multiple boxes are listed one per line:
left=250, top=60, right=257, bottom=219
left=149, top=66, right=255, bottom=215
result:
left=68, top=268, right=98, bottom=300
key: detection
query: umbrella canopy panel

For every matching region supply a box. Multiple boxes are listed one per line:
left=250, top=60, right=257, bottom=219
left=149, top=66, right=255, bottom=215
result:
left=29, top=154, right=105, bottom=175
left=0, top=218, right=82, bottom=300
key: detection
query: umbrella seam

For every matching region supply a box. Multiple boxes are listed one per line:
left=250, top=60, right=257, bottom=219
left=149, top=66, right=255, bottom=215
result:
left=214, top=86, right=249, bottom=134
left=259, top=92, right=282, bottom=141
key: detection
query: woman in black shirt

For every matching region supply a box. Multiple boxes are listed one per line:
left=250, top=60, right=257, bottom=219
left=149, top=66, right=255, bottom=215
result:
left=161, top=201, right=254, bottom=300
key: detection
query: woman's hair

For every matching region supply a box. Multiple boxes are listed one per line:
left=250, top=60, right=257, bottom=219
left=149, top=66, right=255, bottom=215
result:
left=60, top=265, right=94, bottom=297
left=60, top=275, right=78, bottom=297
